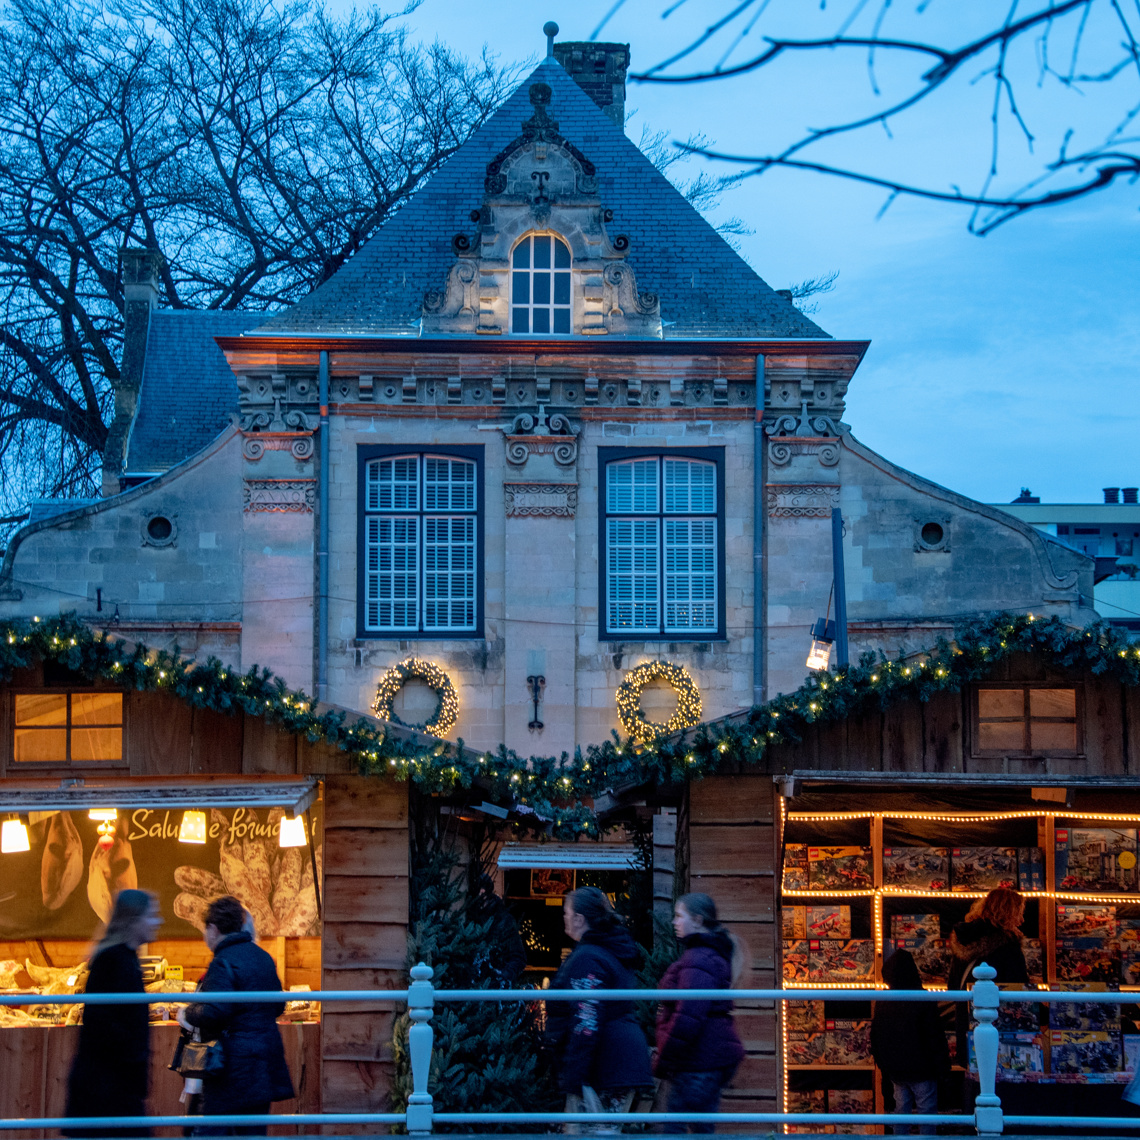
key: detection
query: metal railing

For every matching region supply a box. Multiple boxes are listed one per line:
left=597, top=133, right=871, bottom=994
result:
left=1, top=962, right=1138, bottom=1135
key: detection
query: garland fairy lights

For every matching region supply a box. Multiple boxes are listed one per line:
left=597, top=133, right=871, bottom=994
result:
left=4, top=611, right=1140, bottom=839
left=616, top=661, right=702, bottom=740
left=372, top=658, right=459, bottom=736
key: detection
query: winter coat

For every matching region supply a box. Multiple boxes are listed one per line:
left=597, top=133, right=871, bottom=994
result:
left=544, top=924, right=654, bottom=1094
left=947, top=919, right=1028, bottom=1068
left=183, top=931, right=294, bottom=1113
left=870, top=949, right=950, bottom=1083
left=65, top=943, right=150, bottom=1133
left=655, top=929, right=745, bottom=1079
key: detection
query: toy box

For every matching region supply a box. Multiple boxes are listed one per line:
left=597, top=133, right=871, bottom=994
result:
left=996, top=987, right=1041, bottom=1033
left=890, top=937, right=951, bottom=985
left=812, top=939, right=875, bottom=982
left=783, top=940, right=810, bottom=984
left=786, top=1032, right=826, bottom=1066
left=1018, top=846, right=1045, bottom=891
left=829, top=1088, right=874, bottom=1133
left=785, top=1000, right=825, bottom=1034
left=1025, top=939, right=1045, bottom=984
left=783, top=905, right=853, bottom=940
left=882, top=847, right=950, bottom=891
left=1123, top=943, right=1140, bottom=986
left=808, top=846, right=874, bottom=890
left=1055, top=939, right=1121, bottom=984
left=823, top=1019, right=872, bottom=1065
left=951, top=847, right=1017, bottom=891
left=1125, top=1035, right=1140, bottom=1074
left=998, top=1034, right=1045, bottom=1082
left=786, top=1089, right=825, bottom=1113
left=1055, top=904, right=1116, bottom=939
left=890, top=913, right=940, bottom=941
left=1049, top=1030, right=1122, bottom=1078
left=1119, top=918, right=1140, bottom=941
left=1047, top=984, right=1120, bottom=1031
left=783, top=844, right=809, bottom=891
left=1056, top=828, right=1138, bottom=893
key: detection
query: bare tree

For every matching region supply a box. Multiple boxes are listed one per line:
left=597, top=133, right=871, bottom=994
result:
left=619, top=1, right=1140, bottom=234
left=0, top=0, right=517, bottom=533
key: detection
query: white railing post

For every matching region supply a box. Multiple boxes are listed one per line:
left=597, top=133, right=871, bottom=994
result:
left=406, top=962, right=435, bottom=1136
left=971, top=963, right=1003, bottom=1137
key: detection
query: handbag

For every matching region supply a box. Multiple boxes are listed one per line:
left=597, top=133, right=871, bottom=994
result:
left=171, top=1033, right=226, bottom=1077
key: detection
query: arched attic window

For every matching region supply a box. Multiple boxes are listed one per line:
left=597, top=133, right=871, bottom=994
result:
left=511, top=233, right=571, bottom=335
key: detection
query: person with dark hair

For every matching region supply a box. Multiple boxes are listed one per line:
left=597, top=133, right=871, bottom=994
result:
left=871, top=949, right=949, bottom=1136
left=66, top=889, right=162, bottom=1138
left=178, top=895, right=293, bottom=1135
left=655, top=893, right=747, bottom=1133
left=469, top=872, right=527, bottom=984
left=545, top=886, right=653, bottom=1132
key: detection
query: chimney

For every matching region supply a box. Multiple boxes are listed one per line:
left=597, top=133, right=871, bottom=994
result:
left=553, top=40, right=629, bottom=130
left=1012, top=487, right=1040, bottom=504
left=103, top=248, right=165, bottom=496
left=1105, top=487, right=1121, bottom=504
left=1124, top=488, right=1139, bottom=504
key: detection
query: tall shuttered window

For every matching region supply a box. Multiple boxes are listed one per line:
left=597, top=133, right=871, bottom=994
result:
left=511, top=234, right=572, bottom=335
left=358, top=448, right=482, bottom=636
left=600, top=450, right=725, bottom=639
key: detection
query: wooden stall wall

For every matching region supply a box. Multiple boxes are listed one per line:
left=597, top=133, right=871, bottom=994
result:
left=318, top=774, right=409, bottom=1115
left=688, top=775, right=778, bottom=1127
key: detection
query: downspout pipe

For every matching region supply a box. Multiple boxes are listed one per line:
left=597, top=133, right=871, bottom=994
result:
left=317, top=351, right=330, bottom=703
left=753, top=355, right=765, bottom=707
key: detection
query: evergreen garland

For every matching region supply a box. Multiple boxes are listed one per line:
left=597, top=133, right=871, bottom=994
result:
left=4, top=610, right=1138, bottom=836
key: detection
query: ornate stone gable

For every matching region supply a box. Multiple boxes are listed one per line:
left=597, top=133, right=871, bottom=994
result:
left=422, top=83, right=661, bottom=338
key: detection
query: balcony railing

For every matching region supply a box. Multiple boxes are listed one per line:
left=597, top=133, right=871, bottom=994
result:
left=2, top=962, right=1139, bottom=1135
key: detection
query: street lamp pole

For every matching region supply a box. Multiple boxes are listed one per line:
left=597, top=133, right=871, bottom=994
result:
left=831, top=507, right=849, bottom=670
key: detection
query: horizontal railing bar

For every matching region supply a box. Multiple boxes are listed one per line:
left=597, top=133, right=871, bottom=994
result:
left=433, top=1113, right=972, bottom=1124
left=1005, top=1118, right=1140, bottom=1129
left=0, top=990, right=409, bottom=1006
left=0, top=1113, right=404, bottom=1129
left=999, top=990, right=1137, bottom=1003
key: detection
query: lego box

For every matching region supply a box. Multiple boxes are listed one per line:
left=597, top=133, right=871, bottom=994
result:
left=951, top=847, right=1018, bottom=891
left=1056, top=828, right=1138, bottom=893
left=782, top=940, right=810, bottom=984
left=783, top=905, right=852, bottom=940
left=890, top=913, right=940, bottom=940
left=823, top=1019, right=872, bottom=1065
left=783, top=844, right=809, bottom=891
left=890, top=937, right=951, bottom=985
left=785, top=1000, right=825, bottom=1034
left=1025, top=938, right=1045, bottom=984
left=808, top=846, right=874, bottom=890
left=811, top=939, right=875, bottom=983
left=1055, top=939, right=1121, bottom=984
left=1049, top=1030, right=1122, bottom=1078
left=882, top=847, right=950, bottom=891
left=786, top=1032, right=826, bottom=1066
left=1018, top=846, right=1045, bottom=892
left=1047, top=984, right=1120, bottom=1032
left=1055, top=904, right=1116, bottom=939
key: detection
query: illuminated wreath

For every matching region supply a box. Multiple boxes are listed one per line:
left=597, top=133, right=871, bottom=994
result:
left=616, top=661, right=702, bottom=741
left=372, top=658, right=459, bottom=736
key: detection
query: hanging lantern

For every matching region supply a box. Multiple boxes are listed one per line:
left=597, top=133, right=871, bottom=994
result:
left=89, top=808, right=117, bottom=849
left=178, top=810, right=207, bottom=844
left=1, top=817, right=30, bottom=854
left=279, top=815, right=306, bottom=848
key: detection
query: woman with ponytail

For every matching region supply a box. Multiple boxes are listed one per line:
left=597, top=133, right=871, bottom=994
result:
left=655, top=893, right=746, bottom=1132
left=544, top=886, right=653, bottom=1130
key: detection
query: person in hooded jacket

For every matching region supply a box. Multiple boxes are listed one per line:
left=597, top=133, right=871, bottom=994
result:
left=871, top=948, right=949, bottom=1136
left=545, top=886, right=653, bottom=1131
left=654, top=893, right=746, bottom=1133
left=946, top=887, right=1028, bottom=1067
left=178, top=895, right=294, bottom=1135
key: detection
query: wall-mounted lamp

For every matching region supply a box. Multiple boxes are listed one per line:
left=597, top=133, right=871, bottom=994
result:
left=89, top=807, right=117, bottom=849
left=279, top=815, right=306, bottom=848
left=178, top=810, right=207, bottom=844
left=806, top=618, right=835, bottom=672
left=1, top=817, right=30, bottom=854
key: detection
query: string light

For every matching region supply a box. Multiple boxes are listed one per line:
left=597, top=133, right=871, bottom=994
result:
left=372, top=658, right=459, bottom=736
left=615, top=661, right=702, bottom=741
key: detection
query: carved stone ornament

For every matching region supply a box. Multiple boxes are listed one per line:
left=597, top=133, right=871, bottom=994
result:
left=504, top=405, right=579, bottom=467
left=768, top=438, right=841, bottom=468
left=235, top=372, right=318, bottom=436
left=241, top=432, right=315, bottom=462
left=420, top=83, right=661, bottom=338
left=243, top=479, right=317, bottom=513
left=767, top=484, right=840, bottom=518
left=765, top=399, right=843, bottom=440
left=504, top=482, right=578, bottom=517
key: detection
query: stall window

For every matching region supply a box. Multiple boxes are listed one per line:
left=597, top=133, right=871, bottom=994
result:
left=13, top=691, right=123, bottom=763
left=973, top=686, right=1079, bottom=755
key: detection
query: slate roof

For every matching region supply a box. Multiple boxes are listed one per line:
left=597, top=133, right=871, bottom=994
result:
left=255, top=57, right=827, bottom=339
left=126, top=309, right=268, bottom=472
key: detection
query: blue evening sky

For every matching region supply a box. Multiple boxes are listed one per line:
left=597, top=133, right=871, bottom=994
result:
left=361, top=1, right=1140, bottom=506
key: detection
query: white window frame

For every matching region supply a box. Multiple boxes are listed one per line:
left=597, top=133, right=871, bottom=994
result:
left=510, top=232, right=572, bottom=335
left=360, top=451, right=480, bottom=636
left=600, top=452, right=723, bottom=639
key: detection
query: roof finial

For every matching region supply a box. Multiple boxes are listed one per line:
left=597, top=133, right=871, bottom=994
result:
left=544, top=21, right=559, bottom=58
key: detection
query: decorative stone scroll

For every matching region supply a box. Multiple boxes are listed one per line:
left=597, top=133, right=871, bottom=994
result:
left=504, top=483, right=578, bottom=518
left=768, top=439, right=841, bottom=468
left=241, top=432, right=315, bottom=462
left=767, top=484, right=840, bottom=518
left=243, top=479, right=316, bottom=513
left=504, top=406, right=580, bottom=468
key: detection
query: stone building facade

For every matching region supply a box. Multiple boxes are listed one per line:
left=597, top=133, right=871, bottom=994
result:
left=0, top=43, right=1095, bottom=752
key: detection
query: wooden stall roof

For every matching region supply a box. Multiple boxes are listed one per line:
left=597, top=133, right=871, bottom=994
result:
left=0, top=775, right=318, bottom=813
left=785, top=770, right=1140, bottom=788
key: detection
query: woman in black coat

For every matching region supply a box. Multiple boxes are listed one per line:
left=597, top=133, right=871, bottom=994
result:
left=871, top=949, right=949, bottom=1136
left=179, top=895, right=294, bottom=1135
left=66, top=888, right=163, bottom=1137
left=655, top=893, right=746, bottom=1133
left=545, top=886, right=653, bottom=1123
